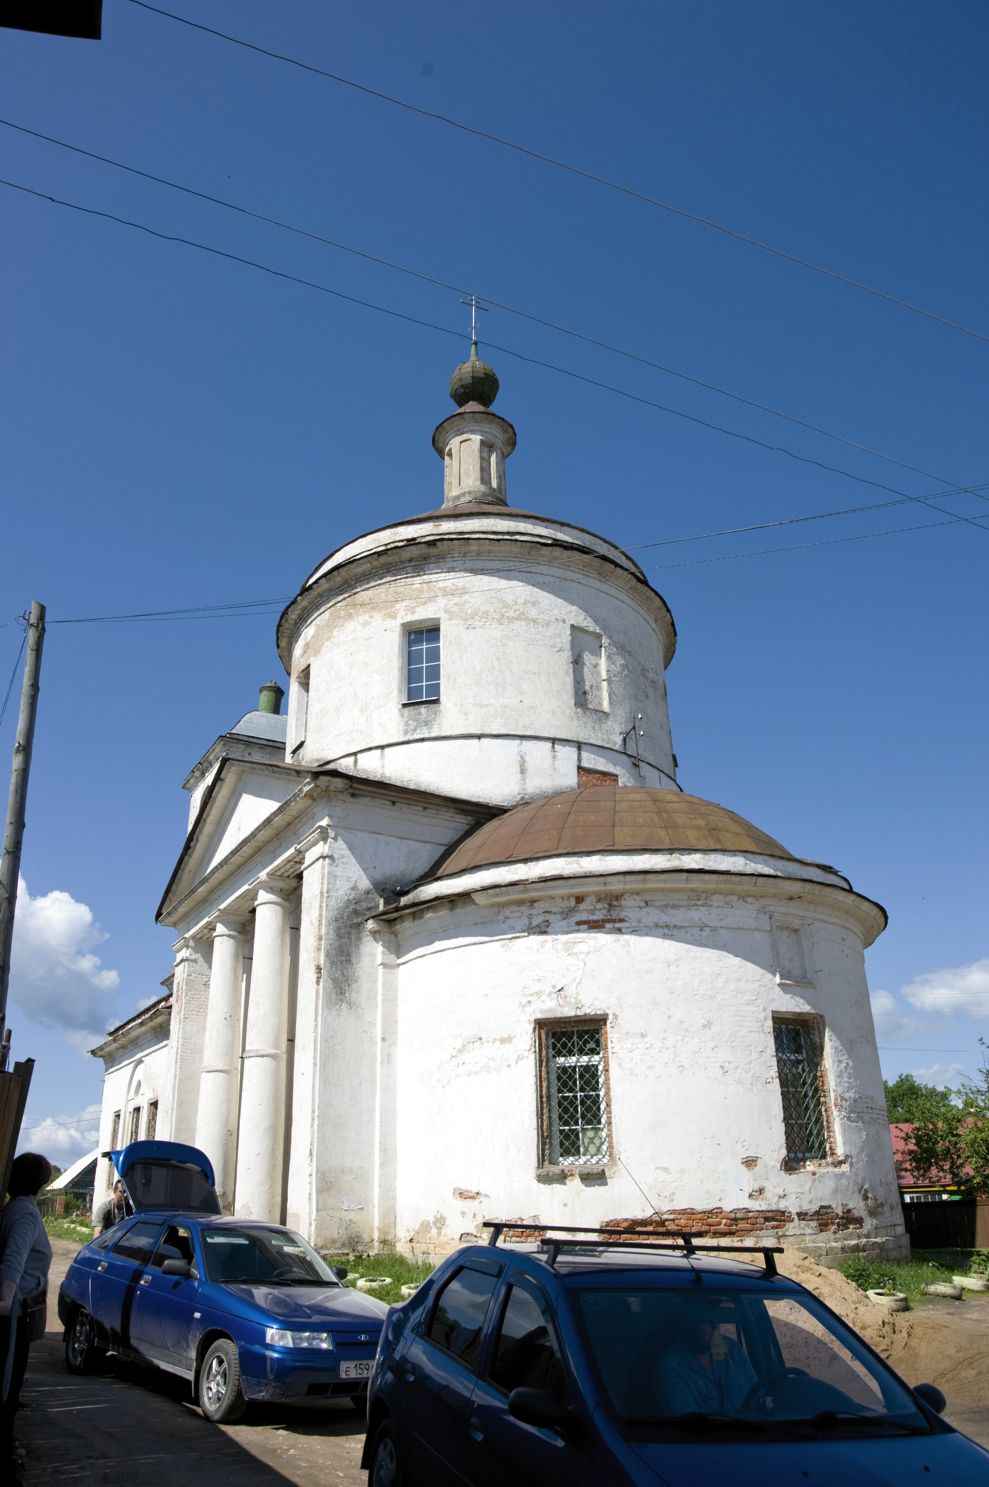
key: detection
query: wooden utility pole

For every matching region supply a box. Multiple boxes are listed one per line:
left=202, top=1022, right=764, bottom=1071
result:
left=0, top=600, right=46, bottom=1063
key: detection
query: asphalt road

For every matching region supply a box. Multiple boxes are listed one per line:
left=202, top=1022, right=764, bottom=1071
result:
left=17, top=1241, right=367, bottom=1487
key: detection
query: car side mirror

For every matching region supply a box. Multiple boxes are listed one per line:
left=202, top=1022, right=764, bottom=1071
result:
left=161, top=1258, right=193, bottom=1278
left=332, top=1266, right=348, bottom=1281
left=508, top=1387, right=578, bottom=1432
left=913, top=1383, right=946, bottom=1415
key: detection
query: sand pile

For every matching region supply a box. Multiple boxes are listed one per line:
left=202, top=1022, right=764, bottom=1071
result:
left=776, top=1246, right=911, bottom=1358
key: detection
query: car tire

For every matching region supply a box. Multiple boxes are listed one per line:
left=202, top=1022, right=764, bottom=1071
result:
left=198, top=1339, right=247, bottom=1424
left=368, top=1421, right=406, bottom=1487
left=64, top=1308, right=105, bottom=1374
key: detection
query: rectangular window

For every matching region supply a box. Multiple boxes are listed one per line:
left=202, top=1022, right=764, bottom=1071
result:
left=773, top=1016, right=832, bottom=1162
left=290, top=665, right=310, bottom=752
left=405, top=625, right=441, bottom=703
left=109, top=1110, right=121, bottom=1149
left=146, top=1099, right=158, bottom=1140
left=538, top=1020, right=610, bottom=1167
left=571, top=627, right=607, bottom=711
left=128, top=1106, right=142, bottom=1144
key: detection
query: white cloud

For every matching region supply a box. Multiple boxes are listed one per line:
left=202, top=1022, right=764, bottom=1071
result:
left=20, top=1102, right=101, bottom=1166
left=870, top=989, right=922, bottom=1042
left=10, top=877, right=120, bottom=1042
left=901, top=957, right=989, bottom=1019
left=908, top=1062, right=967, bottom=1088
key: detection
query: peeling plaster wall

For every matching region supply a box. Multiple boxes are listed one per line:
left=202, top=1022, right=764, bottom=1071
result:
left=287, top=550, right=677, bottom=804
left=386, top=888, right=906, bottom=1261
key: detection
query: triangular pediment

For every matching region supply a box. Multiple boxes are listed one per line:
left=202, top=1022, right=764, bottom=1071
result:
left=159, top=757, right=309, bottom=920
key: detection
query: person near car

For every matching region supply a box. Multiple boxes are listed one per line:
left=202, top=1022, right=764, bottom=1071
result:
left=93, top=1179, right=132, bottom=1236
left=657, top=1306, right=758, bottom=1416
left=0, top=1152, right=54, bottom=1471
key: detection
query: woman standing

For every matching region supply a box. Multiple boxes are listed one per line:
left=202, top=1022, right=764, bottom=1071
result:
left=0, top=1153, right=53, bottom=1473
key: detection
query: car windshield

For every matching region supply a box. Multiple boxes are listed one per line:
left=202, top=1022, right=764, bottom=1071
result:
left=201, top=1227, right=339, bottom=1286
left=573, top=1284, right=929, bottom=1438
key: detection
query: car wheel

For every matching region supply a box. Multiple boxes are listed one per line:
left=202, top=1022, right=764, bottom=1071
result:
left=198, top=1339, right=247, bottom=1424
left=64, top=1309, right=105, bottom=1374
left=368, top=1421, right=405, bottom=1487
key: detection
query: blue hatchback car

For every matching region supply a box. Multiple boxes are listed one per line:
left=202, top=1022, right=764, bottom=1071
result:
left=57, top=1140, right=387, bottom=1422
left=362, top=1222, right=989, bottom=1486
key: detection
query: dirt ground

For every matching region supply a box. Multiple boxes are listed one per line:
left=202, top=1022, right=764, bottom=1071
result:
left=779, top=1246, right=989, bottom=1443
left=13, top=1239, right=989, bottom=1487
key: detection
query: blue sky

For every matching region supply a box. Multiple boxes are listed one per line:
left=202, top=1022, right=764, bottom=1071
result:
left=3, top=1, right=986, bottom=1165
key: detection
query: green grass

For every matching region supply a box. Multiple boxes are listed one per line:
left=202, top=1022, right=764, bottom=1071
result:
left=44, top=1216, right=93, bottom=1243
left=322, top=1250, right=435, bottom=1308
left=840, top=1248, right=987, bottom=1305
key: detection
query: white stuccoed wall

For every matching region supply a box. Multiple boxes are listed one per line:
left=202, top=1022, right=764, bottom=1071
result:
left=380, top=874, right=906, bottom=1261
left=278, top=515, right=678, bottom=805
left=92, top=1022, right=170, bottom=1218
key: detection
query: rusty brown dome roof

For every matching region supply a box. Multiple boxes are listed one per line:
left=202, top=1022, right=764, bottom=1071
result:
left=432, top=785, right=792, bottom=878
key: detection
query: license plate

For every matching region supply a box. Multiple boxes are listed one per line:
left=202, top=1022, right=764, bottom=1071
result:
left=340, top=1360, right=372, bottom=1380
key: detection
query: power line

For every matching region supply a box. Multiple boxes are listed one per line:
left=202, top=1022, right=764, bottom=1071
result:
left=649, top=515, right=961, bottom=570
left=39, top=485, right=989, bottom=627
left=0, top=628, right=27, bottom=732
left=631, top=484, right=989, bottom=550
left=127, top=0, right=989, bottom=347
left=3, top=116, right=983, bottom=503
left=5, top=174, right=988, bottom=536
left=48, top=597, right=290, bottom=625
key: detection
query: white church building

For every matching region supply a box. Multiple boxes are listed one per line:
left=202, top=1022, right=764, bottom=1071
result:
left=93, top=346, right=907, bottom=1261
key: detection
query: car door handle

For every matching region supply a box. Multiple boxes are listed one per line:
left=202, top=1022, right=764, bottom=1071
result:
left=140, top=1274, right=153, bottom=1287
left=97, top=1262, right=107, bottom=1272
left=403, top=1365, right=416, bottom=1383
left=468, top=1414, right=484, bottom=1443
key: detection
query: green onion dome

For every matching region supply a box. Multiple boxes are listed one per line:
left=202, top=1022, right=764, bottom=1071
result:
left=449, top=343, right=499, bottom=408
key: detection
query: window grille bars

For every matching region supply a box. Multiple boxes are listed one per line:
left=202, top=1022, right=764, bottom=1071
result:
left=773, top=1018, right=830, bottom=1162
left=545, top=1024, right=608, bottom=1166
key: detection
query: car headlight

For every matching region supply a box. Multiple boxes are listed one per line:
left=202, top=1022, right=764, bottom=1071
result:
left=265, top=1328, right=335, bottom=1350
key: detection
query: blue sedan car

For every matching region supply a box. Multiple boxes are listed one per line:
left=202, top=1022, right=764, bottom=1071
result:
left=58, top=1140, right=386, bottom=1423
left=362, top=1222, right=989, bottom=1486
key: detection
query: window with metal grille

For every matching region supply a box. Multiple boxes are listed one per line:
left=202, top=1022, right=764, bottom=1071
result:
left=773, top=1017, right=831, bottom=1162
left=109, top=1110, right=121, bottom=1149
left=128, top=1106, right=142, bottom=1144
left=405, top=625, right=440, bottom=702
left=539, top=1021, right=610, bottom=1167
left=146, top=1099, right=158, bottom=1140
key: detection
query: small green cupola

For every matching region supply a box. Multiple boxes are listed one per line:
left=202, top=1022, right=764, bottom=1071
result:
left=433, top=325, right=516, bottom=508
left=449, top=341, right=500, bottom=410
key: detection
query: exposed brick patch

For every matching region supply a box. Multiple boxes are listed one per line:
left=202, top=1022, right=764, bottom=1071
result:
left=578, top=768, right=618, bottom=789
left=605, top=1205, right=865, bottom=1240
left=796, top=1205, right=865, bottom=1233
left=575, top=917, right=626, bottom=929
left=453, top=1188, right=482, bottom=1202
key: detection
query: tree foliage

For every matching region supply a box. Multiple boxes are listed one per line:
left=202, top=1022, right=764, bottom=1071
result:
left=884, top=1072, right=955, bottom=1123
left=900, top=1042, right=989, bottom=1197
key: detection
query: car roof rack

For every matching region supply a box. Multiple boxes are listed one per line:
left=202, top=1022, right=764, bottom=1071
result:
left=482, top=1221, right=782, bottom=1277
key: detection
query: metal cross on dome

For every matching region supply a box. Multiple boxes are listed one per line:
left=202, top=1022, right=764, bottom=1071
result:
left=459, top=293, right=486, bottom=345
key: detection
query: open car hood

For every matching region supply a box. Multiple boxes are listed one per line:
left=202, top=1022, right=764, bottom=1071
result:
left=109, top=1140, right=221, bottom=1215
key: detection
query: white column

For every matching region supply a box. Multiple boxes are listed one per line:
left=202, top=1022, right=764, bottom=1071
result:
left=194, top=914, right=245, bottom=1211
left=235, top=879, right=293, bottom=1219
left=285, top=825, right=334, bottom=1236
left=158, top=937, right=210, bottom=1144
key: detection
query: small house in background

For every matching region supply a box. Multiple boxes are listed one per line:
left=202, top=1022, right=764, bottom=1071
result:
left=890, top=1122, right=989, bottom=1250
left=45, top=1147, right=98, bottom=1216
